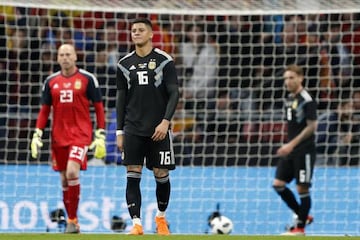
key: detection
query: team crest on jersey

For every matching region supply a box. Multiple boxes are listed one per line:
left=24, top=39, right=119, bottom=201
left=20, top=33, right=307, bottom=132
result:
left=148, top=61, right=156, bottom=70
left=75, top=80, right=82, bottom=89
left=292, top=99, right=298, bottom=109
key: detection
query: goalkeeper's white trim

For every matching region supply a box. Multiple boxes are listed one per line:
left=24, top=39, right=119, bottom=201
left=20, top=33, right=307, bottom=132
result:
left=116, top=130, right=124, bottom=136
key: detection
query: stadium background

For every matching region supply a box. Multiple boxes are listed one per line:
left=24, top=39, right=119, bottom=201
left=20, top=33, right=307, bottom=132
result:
left=0, top=0, right=360, bottom=235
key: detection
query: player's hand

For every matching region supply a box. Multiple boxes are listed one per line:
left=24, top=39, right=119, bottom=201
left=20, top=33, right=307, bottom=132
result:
left=31, top=128, right=43, bottom=158
left=276, top=143, right=293, bottom=157
left=152, top=119, right=170, bottom=141
left=89, top=129, right=106, bottom=159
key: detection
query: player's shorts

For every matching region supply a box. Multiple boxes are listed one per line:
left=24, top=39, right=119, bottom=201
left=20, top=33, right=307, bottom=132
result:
left=122, top=131, right=176, bottom=170
left=275, top=144, right=316, bottom=186
left=51, top=145, right=88, bottom=171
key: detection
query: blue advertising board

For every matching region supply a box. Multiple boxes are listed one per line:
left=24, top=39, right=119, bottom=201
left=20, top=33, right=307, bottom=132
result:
left=0, top=165, right=359, bottom=235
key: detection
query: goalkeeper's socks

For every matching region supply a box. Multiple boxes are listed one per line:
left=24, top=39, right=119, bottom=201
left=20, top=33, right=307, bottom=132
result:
left=62, top=187, right=70, bottom=216
left=67, top=178, right=80, bottom=220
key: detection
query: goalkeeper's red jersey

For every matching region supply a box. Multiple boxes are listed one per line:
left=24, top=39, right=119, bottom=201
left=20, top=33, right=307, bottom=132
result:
left=40, top=68, right=103, bottom=147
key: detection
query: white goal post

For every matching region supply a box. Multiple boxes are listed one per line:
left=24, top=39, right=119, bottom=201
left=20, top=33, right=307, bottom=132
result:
left=3, top=0, right=360, bottom=15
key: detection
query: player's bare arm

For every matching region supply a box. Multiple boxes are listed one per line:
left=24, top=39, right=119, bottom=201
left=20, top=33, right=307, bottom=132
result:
left=277, top=119, right=317, bottom=156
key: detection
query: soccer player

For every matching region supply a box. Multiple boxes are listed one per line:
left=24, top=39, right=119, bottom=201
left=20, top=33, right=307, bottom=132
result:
left=116, top=18, right=179, bottom=235
left=272, top=64, right=317, bottom=236
left=30, top=44, right=106, bottom=233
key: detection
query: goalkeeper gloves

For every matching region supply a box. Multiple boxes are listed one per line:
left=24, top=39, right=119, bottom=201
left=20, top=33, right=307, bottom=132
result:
left=31, top=128, right=43, bottom=158
left=89, top=129, right=106, bottom=159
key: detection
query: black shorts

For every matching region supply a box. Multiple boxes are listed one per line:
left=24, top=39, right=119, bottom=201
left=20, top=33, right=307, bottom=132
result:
left=122, top=131, right=176, bottom=170
left=275, top=145, right=316, bottom=186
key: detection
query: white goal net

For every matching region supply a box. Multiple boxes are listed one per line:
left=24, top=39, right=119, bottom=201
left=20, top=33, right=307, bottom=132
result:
left=0, top=0, right=360, bottom=235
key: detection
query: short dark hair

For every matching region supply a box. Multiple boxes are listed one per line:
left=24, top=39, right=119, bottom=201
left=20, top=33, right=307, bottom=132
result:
left=131, top=18, right=153, bottom=30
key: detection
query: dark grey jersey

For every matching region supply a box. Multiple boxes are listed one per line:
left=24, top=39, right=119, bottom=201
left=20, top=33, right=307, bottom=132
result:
left=285, top=89, right=317, bottom=150
left=116, top=48, right=179, bottom=137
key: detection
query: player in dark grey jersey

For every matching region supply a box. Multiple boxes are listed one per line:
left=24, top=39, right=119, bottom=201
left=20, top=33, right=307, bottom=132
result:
left=116, top=18, right=179, bottom=235
left=272, top=65, right=317, bottom=236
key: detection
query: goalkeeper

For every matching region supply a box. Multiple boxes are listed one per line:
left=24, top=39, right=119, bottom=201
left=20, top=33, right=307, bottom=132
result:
left=31, top=44, right=106, bottom=234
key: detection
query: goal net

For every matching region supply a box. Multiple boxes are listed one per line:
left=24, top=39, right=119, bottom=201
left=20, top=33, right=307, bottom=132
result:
left=0, top=0, right=360, bottom=235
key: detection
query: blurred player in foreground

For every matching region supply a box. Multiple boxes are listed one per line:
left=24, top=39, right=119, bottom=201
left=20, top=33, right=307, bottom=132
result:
left=272, top=64, right=317, bottom=236
left=31, top=44, right=106, bottom=233
left=116, top=18, right=179, bottom=235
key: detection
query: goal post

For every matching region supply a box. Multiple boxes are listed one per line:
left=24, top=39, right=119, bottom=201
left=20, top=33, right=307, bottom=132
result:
left=0, top=0, right=360, bottom=235
left=2, top=0, right=360, bottom=15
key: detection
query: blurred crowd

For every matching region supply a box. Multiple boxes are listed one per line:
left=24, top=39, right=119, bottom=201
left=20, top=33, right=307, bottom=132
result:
left=1, top=6, right=360, bottom=166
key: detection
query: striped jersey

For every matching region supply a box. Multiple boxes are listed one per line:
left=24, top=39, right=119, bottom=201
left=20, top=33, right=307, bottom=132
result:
left=116, top=48, right=179, bottom=136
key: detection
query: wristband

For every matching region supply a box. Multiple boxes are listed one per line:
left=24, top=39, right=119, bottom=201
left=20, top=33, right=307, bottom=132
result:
left=116, top=130, right=124, bottom=136
left=34, top=128, right=43, bottom=137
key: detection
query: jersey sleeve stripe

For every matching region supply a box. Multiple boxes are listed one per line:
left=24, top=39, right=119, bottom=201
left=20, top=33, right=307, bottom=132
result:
left=118, top=51, right=135, bottom=63
left=154, top=59, right=170, bottom=87
left=79, top=68, right=100, bottom=88
left=43, top=71, right=60, bottom=91
left=300, top=89, right=313, bottom=102
left=117, top=64, right=131, bottom=88
left=154, top=48, right=173, bottom=61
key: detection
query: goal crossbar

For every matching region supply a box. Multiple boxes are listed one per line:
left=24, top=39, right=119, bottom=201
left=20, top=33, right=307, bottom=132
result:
left=2, top=0, right=360, bottom=15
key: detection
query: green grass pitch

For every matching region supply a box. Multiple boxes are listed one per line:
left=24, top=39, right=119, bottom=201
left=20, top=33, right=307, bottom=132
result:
left=0, top=234, right=358, bottom=240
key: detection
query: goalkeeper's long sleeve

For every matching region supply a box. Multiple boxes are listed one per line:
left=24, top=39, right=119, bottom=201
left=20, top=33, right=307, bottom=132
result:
left=93, top=101, right=105, bottom=129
